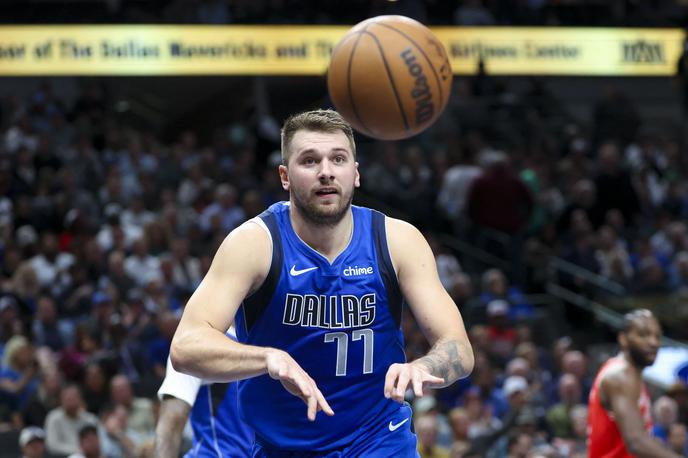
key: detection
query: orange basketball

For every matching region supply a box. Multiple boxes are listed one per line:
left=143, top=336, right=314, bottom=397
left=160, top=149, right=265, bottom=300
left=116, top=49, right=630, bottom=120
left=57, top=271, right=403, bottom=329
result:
left=327, top=15, right=452, bottom=141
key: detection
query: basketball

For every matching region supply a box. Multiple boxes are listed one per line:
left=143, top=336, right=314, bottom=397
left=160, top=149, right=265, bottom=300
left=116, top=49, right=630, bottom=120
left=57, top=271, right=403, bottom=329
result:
left=327, top=15, right=453, bottom=141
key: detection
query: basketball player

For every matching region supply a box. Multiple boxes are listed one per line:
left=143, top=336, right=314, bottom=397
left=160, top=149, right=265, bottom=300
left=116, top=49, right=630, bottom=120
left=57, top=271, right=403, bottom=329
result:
left=155, top=330, right=253, bottom=457
left=171, top=109, right=474, bottom=456
left=588, top=309, right=682, bottom=457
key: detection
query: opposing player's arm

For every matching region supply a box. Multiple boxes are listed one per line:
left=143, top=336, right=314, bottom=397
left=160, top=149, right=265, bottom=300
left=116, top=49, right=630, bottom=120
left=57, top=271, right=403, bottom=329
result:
left=602, top=370, right=683, bottom=458
left=384, top=218, right=474, bottom=401
left=171, top=221, right=273, bottom=381
left=171, top=221, right=334, bottom=420
left=155, top=396, right=191, bottom=458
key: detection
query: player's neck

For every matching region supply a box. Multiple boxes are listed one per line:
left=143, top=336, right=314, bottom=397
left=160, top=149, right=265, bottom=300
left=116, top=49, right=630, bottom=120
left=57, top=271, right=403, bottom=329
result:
left=289, top=206, right=353, bottom=263
left=619, top=351, right=644, bottom=377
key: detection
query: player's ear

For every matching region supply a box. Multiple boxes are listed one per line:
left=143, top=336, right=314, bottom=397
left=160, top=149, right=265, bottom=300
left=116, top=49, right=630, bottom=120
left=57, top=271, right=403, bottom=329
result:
left=617, top=332, right=627, bottom=350
left=279, top=165, right=290, bottom=191
left=354, top=162, right=360, bottom=188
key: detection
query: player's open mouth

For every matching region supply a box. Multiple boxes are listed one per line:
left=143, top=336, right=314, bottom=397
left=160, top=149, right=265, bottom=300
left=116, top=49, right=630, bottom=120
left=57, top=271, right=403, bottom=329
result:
left=315, top=188, right=338, bottom=196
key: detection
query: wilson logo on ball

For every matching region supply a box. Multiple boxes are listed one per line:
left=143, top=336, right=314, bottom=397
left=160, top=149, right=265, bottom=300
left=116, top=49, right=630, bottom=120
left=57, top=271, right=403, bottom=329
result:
left=400, top=47, right=434, bottom=126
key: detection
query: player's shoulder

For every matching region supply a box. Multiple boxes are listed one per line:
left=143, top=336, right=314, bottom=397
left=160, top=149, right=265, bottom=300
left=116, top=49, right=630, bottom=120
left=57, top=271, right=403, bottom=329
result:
left=383, top=215, right=425, bottom=244
left=599, top=358, right=641, bottom=394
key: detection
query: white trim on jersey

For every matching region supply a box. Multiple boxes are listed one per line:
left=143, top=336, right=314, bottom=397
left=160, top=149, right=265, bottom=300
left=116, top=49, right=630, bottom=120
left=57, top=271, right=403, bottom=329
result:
left=206, top=385, right=223, bottom=458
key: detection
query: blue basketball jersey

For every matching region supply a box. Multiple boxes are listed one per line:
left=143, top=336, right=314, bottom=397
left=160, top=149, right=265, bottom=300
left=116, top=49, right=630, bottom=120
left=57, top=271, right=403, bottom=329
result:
left=186, top=381, right=254, bottom=458
left=235, top=202, right=406, bottom=451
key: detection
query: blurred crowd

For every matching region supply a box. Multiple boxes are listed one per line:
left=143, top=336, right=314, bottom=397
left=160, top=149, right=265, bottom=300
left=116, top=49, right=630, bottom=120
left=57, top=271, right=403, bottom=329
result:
left=0, top=68, right=688, bottom=457
left=4, top=0, right=688, bottom=27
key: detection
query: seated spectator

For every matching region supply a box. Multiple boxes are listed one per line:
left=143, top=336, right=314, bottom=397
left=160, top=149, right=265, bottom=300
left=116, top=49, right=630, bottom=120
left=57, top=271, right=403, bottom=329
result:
left=485, top=300, right=517, bottom=361
left=109, top=375, right=154, bottom=439
left=669, top=251, right=688, bottom=293
left=198, top=184, right=245, bottom=236
left=594, top=225, right=633, bottom=284
left=546, top=373, right=582, bottom=438
left=23, top=370, right=62, bottom=427
left=652, top=395, right=679, bottom=443
left=31, top=295, right=71, bottom=352
left=66, top=424, right=103, bottom=458
left=0, top=335, right=40, bottom=411
left=97, top=403, right=141, bottom=458
left=415, top=413, right=450, bottom=458
left=44, top=384, right=99, bottom=457
left=447, top=407, right=470, bottom=453
left=18, top=426, right=49, bottom=458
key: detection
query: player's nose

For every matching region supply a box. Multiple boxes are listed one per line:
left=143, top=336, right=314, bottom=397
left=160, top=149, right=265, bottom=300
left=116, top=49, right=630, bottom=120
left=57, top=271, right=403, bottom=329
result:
left=318, top=160, right=335, bottom=180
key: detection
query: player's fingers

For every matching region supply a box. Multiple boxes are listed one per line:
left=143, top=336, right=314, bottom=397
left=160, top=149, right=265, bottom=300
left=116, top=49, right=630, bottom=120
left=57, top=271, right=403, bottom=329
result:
left=394, top=370, right=410, bottom=402
left=313, top=385, right=334, bottom=416
left=384, top=364, right=400, bottom=399
left=421, top=373, right=446, bottom=386
left=306, top=390, right=317, bottom=421
left=412, top=373, right=424, bottom=397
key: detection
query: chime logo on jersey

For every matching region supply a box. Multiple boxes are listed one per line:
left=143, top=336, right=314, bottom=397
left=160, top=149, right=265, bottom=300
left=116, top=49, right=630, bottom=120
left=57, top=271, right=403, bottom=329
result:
left=343, top=265, right=374, bottom=277
left=282, top=293, right=376, bottom=329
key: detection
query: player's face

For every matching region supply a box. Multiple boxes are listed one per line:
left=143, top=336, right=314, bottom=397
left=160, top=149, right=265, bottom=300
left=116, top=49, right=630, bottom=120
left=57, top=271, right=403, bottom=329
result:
left=279, top=129, right=359, bottom=226
left=621, top=316, right=661, bottom=369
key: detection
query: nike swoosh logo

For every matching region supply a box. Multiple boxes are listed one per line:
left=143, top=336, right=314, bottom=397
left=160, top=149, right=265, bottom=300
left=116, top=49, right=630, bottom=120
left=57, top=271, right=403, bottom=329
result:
left=388, top=418, right=409, bottom=432
left=290, top=265, right=318, bottom=276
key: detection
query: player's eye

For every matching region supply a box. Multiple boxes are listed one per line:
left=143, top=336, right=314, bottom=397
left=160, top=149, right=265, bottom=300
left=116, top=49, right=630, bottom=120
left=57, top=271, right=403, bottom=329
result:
left=303, top=157, right=316, bottom=165
left=333, top=155, right=345, bottom=164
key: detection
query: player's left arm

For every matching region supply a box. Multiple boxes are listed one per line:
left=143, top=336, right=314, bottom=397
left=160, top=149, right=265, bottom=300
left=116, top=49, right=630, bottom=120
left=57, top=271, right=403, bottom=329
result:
left=384, top=217, right=474, bottom=402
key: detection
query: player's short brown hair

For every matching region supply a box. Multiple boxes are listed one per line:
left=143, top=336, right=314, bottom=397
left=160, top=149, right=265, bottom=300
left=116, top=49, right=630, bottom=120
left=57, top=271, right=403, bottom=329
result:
left=280, top=109, right=356, bottom=164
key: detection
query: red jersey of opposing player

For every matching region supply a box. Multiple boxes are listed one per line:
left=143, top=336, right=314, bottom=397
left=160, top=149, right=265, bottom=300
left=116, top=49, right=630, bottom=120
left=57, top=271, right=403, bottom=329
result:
left=588, top=356, right=653, bottom=458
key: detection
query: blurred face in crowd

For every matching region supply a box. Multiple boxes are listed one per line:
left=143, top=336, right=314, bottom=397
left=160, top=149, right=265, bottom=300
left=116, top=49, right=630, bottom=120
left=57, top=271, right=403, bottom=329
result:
left=558, top=373, right=581, bottom=405
left=619, top=313, right=661, bottom=369
left=561, top=351, right=587, bottom=380
left=111, top=375, right=133, bottom=406
left=416, top=415, right=439, bottom=448
left=80, top=428, right=101, bottom=458
left=21, top=438, right=45, bottom=458
left=61, top=386, right=83, bottom=417
left=279, top=129, right=359, bottom=226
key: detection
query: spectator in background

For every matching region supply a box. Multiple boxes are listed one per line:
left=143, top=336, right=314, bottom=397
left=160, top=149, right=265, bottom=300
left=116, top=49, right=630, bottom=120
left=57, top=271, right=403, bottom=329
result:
left=592, top=142, right=641, bottom=227
left=44, top=384, right=99, bottom=457
left=109, top=374, right=154, bottom=439
left=19, top=426, right=49, bottom=458
left=546, top=373, right=582, bottom=438
left=32, top=295, right=71, bottom=352
left=0, top=335, right=40, bottom=411
left=23, top=370, right=62, bottom=428
left=67, top=424, right=104, bottom=458
left=670, top=251, right=688, bottom=293
left=466, top=152, right=533, bottom=236
left=436, top=148, right=481, bottom=231
left=595, top=225, right=633, bottom=285
left=81, top=363, right=108, bottom=416
left=123, top=237, right=160, bottom=288
left=652, top=395, right=679, bottom=443
left=415, top=414, right=450, bottom=458
left=97, top=403, right=139, bottom=458
left=198, top=183, right=245, bottom=236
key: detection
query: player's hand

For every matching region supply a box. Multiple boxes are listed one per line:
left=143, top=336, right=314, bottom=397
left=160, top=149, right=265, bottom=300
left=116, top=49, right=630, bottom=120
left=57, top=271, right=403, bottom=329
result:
left=383, top=362, right=445, bottom=403
left=265, top=349, right=334, bottom=421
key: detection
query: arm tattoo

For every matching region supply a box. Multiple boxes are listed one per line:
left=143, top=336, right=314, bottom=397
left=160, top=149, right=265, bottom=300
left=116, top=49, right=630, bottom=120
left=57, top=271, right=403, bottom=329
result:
left=415, top=339, right=470, bottom=386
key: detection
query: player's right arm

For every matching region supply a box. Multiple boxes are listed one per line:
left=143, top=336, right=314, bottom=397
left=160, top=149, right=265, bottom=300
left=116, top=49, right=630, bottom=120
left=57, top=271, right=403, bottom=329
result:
left=602, top=369, right=683, bottom=458
left=170, top=221, right=334, bottom=421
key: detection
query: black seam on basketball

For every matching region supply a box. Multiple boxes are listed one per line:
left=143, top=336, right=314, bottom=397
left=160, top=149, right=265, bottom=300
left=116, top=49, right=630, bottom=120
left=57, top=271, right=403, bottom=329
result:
left=361, top=30, right=410, bottom=132
left=347, top=30, right=374, bottom=136
left=373, top=22, right=444, bottom=110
